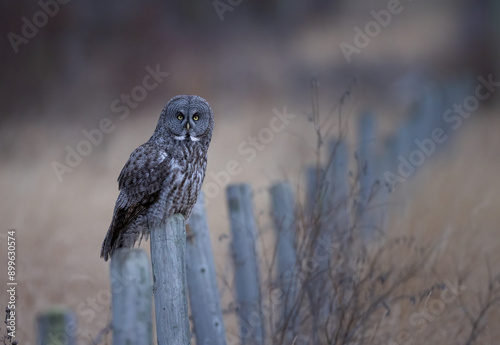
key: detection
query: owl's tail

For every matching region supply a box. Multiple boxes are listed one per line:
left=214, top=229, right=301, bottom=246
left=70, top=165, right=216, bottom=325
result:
left=100, top=206, right=128, bottom=261
left=100, top=205, right=144, bottom=261
left=100, top=227, right=115, bottom=262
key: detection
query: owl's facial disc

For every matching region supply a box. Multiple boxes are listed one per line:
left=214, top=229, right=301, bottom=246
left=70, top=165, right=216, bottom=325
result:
left=164, top=95, right=213, bottom=142
left=172, top=110, right=200, bottom=141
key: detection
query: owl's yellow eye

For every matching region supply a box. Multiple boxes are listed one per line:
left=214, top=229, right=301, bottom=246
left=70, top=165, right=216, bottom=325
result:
left=177, top=114, right=184, bottom=120
left=193, top=114, right=199, bottom=121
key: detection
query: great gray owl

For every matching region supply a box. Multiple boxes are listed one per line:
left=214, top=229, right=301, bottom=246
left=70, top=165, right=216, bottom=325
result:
left=100, top=95, right=214, bottom=261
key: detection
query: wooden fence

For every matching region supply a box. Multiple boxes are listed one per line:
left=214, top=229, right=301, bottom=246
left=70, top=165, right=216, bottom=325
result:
left=35, top=78, right=473, bottom=344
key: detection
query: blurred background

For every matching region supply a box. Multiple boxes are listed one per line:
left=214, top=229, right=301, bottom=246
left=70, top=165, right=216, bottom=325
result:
left=1, top=0, right=500, bottom=343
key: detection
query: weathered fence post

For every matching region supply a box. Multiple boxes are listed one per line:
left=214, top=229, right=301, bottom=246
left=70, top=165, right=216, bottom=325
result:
left=150, top=214, right=190, bottom=345
left=110, top=248, right=152, bottom=345
left=226, top=184, right=264, bottom=345
left=36, top=306, right=77, bottom=345
left=304, top=141, right=351, bottom=343
left=393, top=119, right=413, bottom=170
left=325, top=138, right=350, bottom=240
left=186, top=192, right=227, bottom=345
left=304, top=165, right=326, bottom=345
left=415, top=84, right=443, bottom=140
left=305, top=165, right=320, bottom=219
left=270, top=182, right=297, bottom=331
left=357, top=110, right=378, bottom=242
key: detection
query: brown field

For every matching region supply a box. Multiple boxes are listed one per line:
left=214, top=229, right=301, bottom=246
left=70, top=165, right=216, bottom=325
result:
left=2, top=99, right=499, bottom=344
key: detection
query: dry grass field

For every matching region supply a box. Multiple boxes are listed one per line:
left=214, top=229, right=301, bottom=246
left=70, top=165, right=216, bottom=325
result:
left=2, top=98, right=499, bottom=344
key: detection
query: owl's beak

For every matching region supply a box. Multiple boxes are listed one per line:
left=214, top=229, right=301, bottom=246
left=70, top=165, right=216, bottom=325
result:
left=186, top=123, right=190, bottom=130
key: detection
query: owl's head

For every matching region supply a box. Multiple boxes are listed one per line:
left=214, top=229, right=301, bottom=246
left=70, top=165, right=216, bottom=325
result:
left=153, top=95, right=214, bottom=144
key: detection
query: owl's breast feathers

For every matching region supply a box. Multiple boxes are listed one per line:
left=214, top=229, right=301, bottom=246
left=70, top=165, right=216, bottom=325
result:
left=164, top=141, right=208, bottom=217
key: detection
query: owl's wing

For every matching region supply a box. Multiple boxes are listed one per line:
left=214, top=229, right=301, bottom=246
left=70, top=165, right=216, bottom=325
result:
left=101, top=143, right=171, bottom=260
left=118, top=142, right=170, bottom=203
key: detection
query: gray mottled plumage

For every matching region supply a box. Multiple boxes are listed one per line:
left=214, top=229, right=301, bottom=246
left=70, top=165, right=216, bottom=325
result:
left=100, top=95, right=214, bottom=261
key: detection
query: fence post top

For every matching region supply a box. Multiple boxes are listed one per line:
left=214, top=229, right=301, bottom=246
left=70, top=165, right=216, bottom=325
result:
left=112, top=247, right=147, bottom=257
left=168, top=213, right=185, bottom=223
left=226, top=183, right=252, bottom=193
left=36, top=305, right=75, bottom=317
left=270, top=181, right=292, bottom=192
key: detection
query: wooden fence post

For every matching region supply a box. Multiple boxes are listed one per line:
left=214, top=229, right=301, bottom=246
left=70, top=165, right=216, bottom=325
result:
left=305, top=165, right=320, bottom=219
left=305, top=139, right=352, bottom=344
left=393, top=120, right=412, bottom=169
left=150, top=214, right=190, bottom=345
left=304, top=164, right=330, bottom=345
left=270, top=182, right=297, bottom=331
left=415, top=84, right=443, bottom=140
left=36, top=306, right=77, bottom=345
left=226, top=184, right=264, bottom=345
left=110, top=248, right=152, bottom=345
left=186, top=192, right=227, bottom=345
left=357, top=111, right=378, bottom=241
left=325, top=138, right=350, bottom=240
